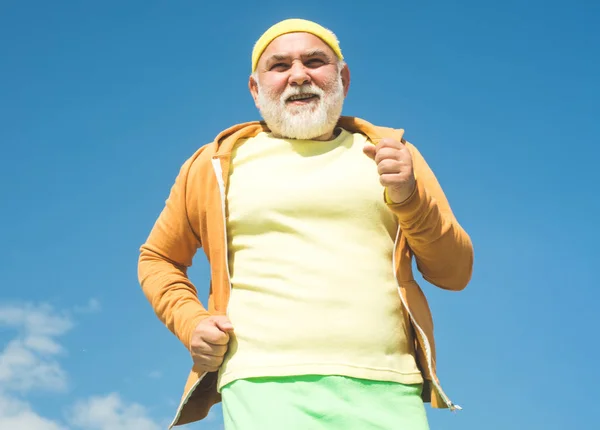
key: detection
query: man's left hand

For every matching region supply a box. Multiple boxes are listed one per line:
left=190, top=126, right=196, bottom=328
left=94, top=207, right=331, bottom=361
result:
left=363, top=138, right=416, bottom=204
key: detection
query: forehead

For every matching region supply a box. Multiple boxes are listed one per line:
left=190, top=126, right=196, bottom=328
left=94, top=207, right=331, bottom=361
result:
left=260, top=32, right=336, bottom=61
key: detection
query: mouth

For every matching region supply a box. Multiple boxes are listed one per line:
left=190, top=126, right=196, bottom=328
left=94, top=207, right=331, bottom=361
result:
left=286, top=93, right=319, bottom=105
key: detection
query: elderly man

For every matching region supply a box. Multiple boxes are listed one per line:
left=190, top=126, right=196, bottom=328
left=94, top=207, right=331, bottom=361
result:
left=138, top=18, right=473, bottom=430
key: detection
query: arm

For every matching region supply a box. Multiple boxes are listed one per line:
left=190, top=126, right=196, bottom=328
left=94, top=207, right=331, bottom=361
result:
left=387, top=142, right=474, bottom=291
left=138, top=155, right=210, bottom=350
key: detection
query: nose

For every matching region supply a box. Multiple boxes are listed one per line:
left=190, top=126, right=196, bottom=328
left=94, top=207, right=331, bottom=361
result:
left=288, top=61, right=311, bottom=86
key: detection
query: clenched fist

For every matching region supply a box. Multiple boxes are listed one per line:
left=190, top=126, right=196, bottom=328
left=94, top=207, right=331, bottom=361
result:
left=190, top=316, right=234, bottom=372
left=363, top=138, right=416, bottom=204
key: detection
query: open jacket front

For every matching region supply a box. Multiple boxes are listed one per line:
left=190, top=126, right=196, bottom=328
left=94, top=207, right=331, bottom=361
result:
left=138, top=116, right=474, bottom=428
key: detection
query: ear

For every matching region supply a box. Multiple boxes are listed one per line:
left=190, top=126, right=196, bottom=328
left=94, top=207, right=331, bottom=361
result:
left=249, top=74, right=260, bottom=109
left=341, top=63, right=351, bottom=97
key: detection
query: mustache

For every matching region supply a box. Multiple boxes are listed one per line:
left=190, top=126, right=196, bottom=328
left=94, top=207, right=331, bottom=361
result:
left=280, top=84, right=325, bottom=102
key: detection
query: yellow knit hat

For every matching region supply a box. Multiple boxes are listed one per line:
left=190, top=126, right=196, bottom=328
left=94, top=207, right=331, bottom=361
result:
left=251, top=19, right=344, bottom=72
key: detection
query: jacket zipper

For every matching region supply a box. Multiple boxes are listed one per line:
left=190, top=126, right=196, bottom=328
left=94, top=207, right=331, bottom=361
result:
left=392, top=226, right=461, bottom=412
left=168, top=157, right=233, bottom=429
left=211, top=157, right=233, bottom=290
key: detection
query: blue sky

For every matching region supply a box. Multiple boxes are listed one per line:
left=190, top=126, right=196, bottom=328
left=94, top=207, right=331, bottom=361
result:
left=0, top=0, right=598, bottom=429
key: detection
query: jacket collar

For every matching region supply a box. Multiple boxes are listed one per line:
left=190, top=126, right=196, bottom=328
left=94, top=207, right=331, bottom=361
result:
left=212, top=116, right=402, bottom=156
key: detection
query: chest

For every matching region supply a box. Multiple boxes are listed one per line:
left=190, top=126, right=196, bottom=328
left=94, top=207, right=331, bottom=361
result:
left=226, top=135, right=395, bottom=228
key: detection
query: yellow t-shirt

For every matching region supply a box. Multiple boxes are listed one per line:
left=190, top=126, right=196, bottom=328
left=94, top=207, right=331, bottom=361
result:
left=217, top=128, right=423, bottom=390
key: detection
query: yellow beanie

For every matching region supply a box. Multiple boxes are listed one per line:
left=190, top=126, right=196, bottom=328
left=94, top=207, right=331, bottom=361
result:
left=251, top=19, right=343, bottom=72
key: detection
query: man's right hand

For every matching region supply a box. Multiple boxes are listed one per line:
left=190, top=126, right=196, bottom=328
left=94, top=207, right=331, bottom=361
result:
left=190, top=316, right=234, bottom=372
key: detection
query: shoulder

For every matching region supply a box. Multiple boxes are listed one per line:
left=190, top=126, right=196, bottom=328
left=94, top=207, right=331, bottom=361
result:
left=175, top=143, right=216, bottom=179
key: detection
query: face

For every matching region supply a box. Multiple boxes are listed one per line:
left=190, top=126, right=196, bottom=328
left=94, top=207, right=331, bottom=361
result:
left=249, top=32, right=350, bottom=140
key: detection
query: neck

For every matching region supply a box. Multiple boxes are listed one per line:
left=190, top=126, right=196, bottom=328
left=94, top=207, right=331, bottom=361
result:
left=271, top=127, right=340, bottom=141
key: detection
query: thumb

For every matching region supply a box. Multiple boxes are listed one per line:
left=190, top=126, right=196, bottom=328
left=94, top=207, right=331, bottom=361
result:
left=363, top=143, right=376, bottom=161
left=212, top=316, right=234, bottom=333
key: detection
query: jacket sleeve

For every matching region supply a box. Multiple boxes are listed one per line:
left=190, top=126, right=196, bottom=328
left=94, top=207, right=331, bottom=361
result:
left=138, top=155, right=210, bottom=350
left=387, top=142, right=474, bottom=291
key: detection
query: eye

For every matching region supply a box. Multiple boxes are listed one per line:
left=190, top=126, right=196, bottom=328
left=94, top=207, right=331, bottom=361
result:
left=270, top=63, right=289, bottom=71
left=306, top=58, right=325, bottom=67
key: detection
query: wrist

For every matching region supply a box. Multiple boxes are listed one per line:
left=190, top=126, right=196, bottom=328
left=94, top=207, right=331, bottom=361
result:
left=385, top=182, right=416, bottom=205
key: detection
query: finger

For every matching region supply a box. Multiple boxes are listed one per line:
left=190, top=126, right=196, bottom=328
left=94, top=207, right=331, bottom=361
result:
left=362, top=144, right=376, bottom=160
left=377, top=159, right=404, bottom=175
left=379, top=173, right=407, bottom=187
left=374, top=147, right=402, bottom=165
left=201, top=324, right=231, bottom=345
left=192, top=341, right=228, bottom=357
left=192, top=352, right=223, bottom=365
left=213, top=316, right=234, bottom=333
left=376, top=138, right=404, bottom=152
left=192, top=354, right=224, bottom=372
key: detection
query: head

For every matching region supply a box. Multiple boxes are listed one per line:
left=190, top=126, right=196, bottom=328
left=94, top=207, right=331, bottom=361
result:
left=249, top=19, right=350, bottom=141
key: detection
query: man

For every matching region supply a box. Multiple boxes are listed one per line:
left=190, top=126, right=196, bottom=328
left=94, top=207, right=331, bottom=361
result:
left=138, top=18, right=473, bottom=430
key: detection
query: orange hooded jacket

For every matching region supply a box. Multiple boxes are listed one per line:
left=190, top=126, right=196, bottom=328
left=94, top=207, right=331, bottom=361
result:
left=138, top=116, right=474, bottom=428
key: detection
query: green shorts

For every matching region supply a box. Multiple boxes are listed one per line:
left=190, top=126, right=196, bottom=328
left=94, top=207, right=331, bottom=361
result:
left=221, top=375, right=430, bottom=430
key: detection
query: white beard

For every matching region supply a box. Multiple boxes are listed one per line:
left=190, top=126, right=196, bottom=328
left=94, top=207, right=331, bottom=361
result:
left=255, top=72, right=345, bottom=140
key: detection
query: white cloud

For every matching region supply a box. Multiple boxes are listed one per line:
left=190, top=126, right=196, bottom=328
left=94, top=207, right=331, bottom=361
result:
left=73, top=298, right=101, bottom=314
left=0, top=339, right=68, bottom=393
left=0, top=393, right=66, bottom=430
left=68, top=393, right=161, bottom=430
left=0, top=303, right=71, bottom=393
left=24, top=334, right=64, bottom=354
left=0, top=302, right=72, bottom=337
left=0, top=301, right=163, bottom=430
